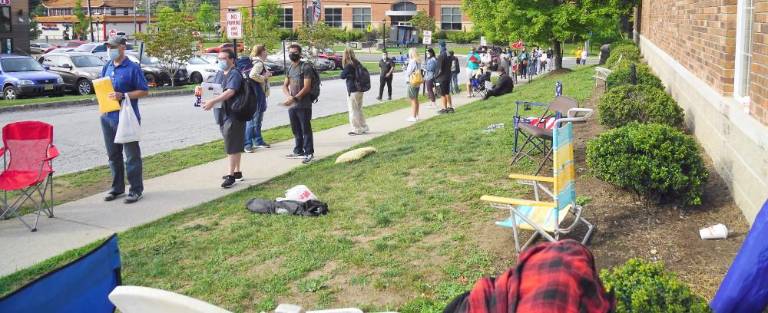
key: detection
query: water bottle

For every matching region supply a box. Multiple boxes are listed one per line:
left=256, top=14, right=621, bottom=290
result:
left=194, top=85, right=202, bottom=107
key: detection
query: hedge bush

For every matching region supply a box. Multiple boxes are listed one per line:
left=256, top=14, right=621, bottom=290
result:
left=600, top=259, right=711, bottom=313
left=445, top=31, right=479, bottom=44
left=606, top=63, right=664, bottom=90
left=598, top=85, right=684, bottom=128
left=606, top=44, right=641, bottom=68
left=586, top=123, right=708, bottom=206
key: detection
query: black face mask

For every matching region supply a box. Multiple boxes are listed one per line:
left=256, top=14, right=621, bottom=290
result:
left=289, top=53, right=301, bottom=62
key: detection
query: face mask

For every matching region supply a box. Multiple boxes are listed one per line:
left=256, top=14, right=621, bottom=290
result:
left=217, top=61, right=228, bottom=71
left=289, top=53, right=301, bottom=62
left=108, top=48, right=120, bottom=61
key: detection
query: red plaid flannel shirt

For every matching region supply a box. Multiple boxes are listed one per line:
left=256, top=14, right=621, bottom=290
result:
left=445, top=240, right=615, bottom=313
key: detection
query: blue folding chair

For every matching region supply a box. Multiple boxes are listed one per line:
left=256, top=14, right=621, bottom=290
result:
left=0, top=234, right=122, bottom=313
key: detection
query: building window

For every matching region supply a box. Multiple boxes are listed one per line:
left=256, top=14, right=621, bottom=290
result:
left=123, top=8, right=129, bottom=16
left=324, top=8, right=341, bottom=27
left=280, top=8, right=293, bottom=28
left=0, top=7, right=11, bottom=33
left=441, top=7, right=462, bottom=30
left=352, top=7, right=370, bottom=29
left=110, top=8, right=116, bottom=16
left=392, top=2, right=416, bottom=11
left=1, top=38, right=12, bottom=54
left=734, top=0, right=753, bottom=98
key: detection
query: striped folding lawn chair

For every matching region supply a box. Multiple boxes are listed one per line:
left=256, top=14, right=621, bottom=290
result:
left=482, top=110, right=595, bottom=254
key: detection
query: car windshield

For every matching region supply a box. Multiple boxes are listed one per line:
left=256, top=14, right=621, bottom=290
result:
left=72, top=55, right=105, bottom=67
left=2, top=58, right=46, bottom=72
left=128, top=54, right=159, bottom=65
left=187, top=57, right=209, bottom=65
left=75, top=43, right=97, bottom=52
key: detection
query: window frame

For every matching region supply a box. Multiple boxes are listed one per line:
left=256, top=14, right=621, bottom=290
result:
left=324, top=7, right=342, bottom=28
left=352, top=7, right=371, bottom=30
left=280, top=7, right=293, bottom=29
left=734, top=0, right=754, bottom=99
left=440, top=7, right=462, bottom=30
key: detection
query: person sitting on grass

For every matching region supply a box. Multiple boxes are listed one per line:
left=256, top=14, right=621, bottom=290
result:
left=483, top=66, right=514, bottom=100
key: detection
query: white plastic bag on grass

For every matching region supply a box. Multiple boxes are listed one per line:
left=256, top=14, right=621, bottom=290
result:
left=114, top=95, right=141, bottom=144
left=284, top=185, right=317, bottom=202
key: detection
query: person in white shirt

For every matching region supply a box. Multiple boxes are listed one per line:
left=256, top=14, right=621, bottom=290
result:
left=581, top=49, right=588, bottom=65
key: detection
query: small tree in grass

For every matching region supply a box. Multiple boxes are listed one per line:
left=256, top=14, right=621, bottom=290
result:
left=72, top=0, right=91, bottom=40
left=196, top=2, right=218, bottom=40
left=136, top=7, right=200, bottom=87
left=411, top=10, right=436, bottom=34
left=298, top=22, right=336, bottom=53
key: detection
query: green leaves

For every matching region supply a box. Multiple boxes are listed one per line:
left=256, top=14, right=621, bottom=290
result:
left=411, top=11, right=436, bottom=33
left=598, top=85, right=682, bottom=128
left=135, top=6, right=199, bottom=87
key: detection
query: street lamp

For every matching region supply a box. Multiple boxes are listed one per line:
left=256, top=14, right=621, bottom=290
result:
left=382, top=19, right=386, bottom=52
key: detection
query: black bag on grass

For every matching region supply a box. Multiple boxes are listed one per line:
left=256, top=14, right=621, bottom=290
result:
left=246, top=199, right=329, bottom=216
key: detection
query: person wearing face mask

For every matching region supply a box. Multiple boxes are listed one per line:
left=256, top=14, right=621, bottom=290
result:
left=243, top=44, right=272, bottom=153
left=99, top=36, right=149, bottom=204
left=282, top=44, right=315, bottom=164
left=202, top=50, right=246, bottom=188
left=377, top=51, right=394, bottom=101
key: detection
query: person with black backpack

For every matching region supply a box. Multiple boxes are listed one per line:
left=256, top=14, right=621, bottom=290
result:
left=202, top=50, right=245, bottom=188
left=340, top=47, right=370, bottom=136
left=282, top=44, right=318, bottom=164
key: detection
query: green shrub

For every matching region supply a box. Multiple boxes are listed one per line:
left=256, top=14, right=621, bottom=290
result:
left=445, top=31, right=479, bottom=44
left=586, top=123, right=708, bottom=206
left=598, top=85, right=683, bottom=128
left=606, top=44, right=641, bottom=68
left=600, top=259, right=711, bottom=313
left=606, top=62, right=664, bottom=90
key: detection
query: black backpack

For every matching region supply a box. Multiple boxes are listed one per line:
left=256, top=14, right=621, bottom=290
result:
left=354, top=61, right=371, bottom=92
left=226, top=72, right=259, bottom=122
left=299, top=61, right=322, bottom=104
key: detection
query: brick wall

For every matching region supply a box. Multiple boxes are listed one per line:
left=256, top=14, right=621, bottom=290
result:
left=750, top=0, right=768, bottom=124
left=640, top=0, right=737, bottom=95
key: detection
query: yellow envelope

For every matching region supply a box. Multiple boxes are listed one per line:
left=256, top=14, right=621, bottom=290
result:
left=93, top=77, right=121, bottom=113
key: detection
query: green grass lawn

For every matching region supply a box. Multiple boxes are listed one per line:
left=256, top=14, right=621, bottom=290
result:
left=1, top=67, right=596, bottom=312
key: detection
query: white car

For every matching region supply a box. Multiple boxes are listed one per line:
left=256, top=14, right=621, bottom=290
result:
left=185, top=56, right=218, bottom=84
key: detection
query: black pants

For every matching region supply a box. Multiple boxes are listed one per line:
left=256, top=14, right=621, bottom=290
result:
left=378, top=74, right=392, bottom=99
left=289, top=107, right=314, bottom=155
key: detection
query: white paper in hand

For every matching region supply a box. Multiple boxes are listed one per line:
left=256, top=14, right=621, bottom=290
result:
left=201, top=82, right=224, bottom=108
left=114, top=95, right=141, bottom=143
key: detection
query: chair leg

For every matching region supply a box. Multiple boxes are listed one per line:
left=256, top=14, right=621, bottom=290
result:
left=535, top=147, right=554, bottom=175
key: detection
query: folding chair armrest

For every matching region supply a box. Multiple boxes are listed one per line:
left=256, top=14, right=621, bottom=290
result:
left=508, top=173, right=554, bottom=183
left=0, top=147, right=4, bottom=156
left=480, top=195, right=555, bottom=208
left=45, top=145, right=60, bottom=161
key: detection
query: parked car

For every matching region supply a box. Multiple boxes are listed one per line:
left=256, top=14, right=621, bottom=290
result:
left=317, top=49, right=342, bottom=70
left=310, top=57, right=335, bottom=72
left=125, top=53, right=188, bottom=86
left=184, top=56, right=218, bottom=84
left=263, top=60, right=285, bottom=76
left=46, top=47, right=76, bottom=54
left=30, top=43, right=58, bottom=54
left=64, top=40, right=88, bottom=48
left=77, top=42, right=134, bottom=62
left=0, top=54, right=65, bottom=100
left=40, top=52, right=104, bottom=95
left=205, top=43, right=244, bottom=53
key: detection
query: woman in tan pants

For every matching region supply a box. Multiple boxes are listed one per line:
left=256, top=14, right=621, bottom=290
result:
left=340, top=47, right=369, bottom=135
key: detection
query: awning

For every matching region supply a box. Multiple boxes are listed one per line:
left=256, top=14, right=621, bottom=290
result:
left=385, top=10, right=417, bottom=16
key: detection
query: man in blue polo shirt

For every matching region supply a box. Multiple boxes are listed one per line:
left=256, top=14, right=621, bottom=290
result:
left=100, top=36, right=149, bottom=204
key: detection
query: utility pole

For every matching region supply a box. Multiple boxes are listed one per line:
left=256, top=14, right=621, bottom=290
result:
left=146, top=0, right=151, bottom=29
left=250, top=0, right=254, bottom=31
left=87, top=0, right=94, bottom=41
left=133, top=0, right=137, bottom=44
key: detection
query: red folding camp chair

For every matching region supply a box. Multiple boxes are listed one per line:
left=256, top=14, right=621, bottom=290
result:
left=0, top=121, right=59, bottom=232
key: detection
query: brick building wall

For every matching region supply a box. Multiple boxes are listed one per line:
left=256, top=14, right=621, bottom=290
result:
left=750, top=0, right=768, bottom=124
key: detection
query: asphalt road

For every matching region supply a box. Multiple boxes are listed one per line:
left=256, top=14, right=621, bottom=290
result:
left=0, top=71, right=419, bottom=175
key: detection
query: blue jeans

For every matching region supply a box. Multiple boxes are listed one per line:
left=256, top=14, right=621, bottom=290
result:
left=450, top=73, right=459, bottom=94
left=100, top=115, right=143, bottom=195
left=244, top=110, right=267, bottom=148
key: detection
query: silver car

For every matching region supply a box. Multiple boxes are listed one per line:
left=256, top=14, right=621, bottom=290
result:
left=39, top=52, right=104, bottom=95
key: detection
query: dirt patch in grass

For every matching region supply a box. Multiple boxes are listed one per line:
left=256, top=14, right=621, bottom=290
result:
left=568, top=90, right=749, bottom=300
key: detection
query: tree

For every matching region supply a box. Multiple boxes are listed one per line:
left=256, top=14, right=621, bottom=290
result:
left=297, top=21, right=336, bottom=53
left=410, top=10, right=436, bottom=33
left=196, top=1, right=217, bottom=39
left=72, top=0, right=91, bottom=40
left=463, top=0, right=624, bottom=70
left=251, top=0, right=281, bottom=51
left=136, top=7, right=200, bottom=87
left=29, top=4, right=44, bottom=40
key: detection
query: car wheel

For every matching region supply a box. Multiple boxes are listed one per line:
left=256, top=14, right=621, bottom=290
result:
left=77, top=79, right=93, bottom=95
left=145, top=73, right=158, bottom=87
left=190, top=72, right=203, bottom=84
left=3, top=85, right=18, bottom=100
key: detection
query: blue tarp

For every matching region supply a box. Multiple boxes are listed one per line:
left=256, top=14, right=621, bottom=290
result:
left=711, top=199, right=768, bottom=313
left=0, top=234, right=121, bottom=313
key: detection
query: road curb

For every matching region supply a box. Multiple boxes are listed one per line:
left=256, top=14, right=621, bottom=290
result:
left=0, top=70, right=396, bottom=114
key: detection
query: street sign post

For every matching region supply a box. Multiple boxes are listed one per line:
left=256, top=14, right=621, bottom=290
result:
left=422, top=30, right=432, bottom=45
left=226, top=12, right=243, bottom=40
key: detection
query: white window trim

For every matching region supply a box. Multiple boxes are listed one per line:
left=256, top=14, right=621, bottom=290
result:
left=734, top=0, right=754, bottom=99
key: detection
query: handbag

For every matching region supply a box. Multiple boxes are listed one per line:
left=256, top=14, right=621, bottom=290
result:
left=409, top=69, right=424, bottom=87
left=114, top=95, right=141, bottom=144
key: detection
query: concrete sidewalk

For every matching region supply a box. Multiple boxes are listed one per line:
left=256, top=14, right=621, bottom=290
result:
left=0, top=92, right=482, bottom=276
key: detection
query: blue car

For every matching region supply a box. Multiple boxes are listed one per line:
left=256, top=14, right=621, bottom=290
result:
left=0, top=54, right=66, bottom=100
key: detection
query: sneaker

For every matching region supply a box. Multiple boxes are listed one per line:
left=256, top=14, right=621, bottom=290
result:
left=124, top=192, right=142, bottom=204
left=447, top=107, right=455, bottom=113
left=406, top=116, right=418, bottom=122
left=244, top=146, right=254, bottom=153
left=255, top=143, right=271, bottom=149
left=104, top=192, right=124, bottom=202
left=302, top=154, right=314, bottom=164
left=222, top=172, right=243, bottom=181
left=221, top=175, right=236, bottom=188
left=376, top=96, right=382, bottom=101
left=285, top=153, right=305, bottom=159
left=348, top=131, right=361, bottom=136
left=437, top=109, right=448, bottom=114
left=387, top=97, right=392, bottom=101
